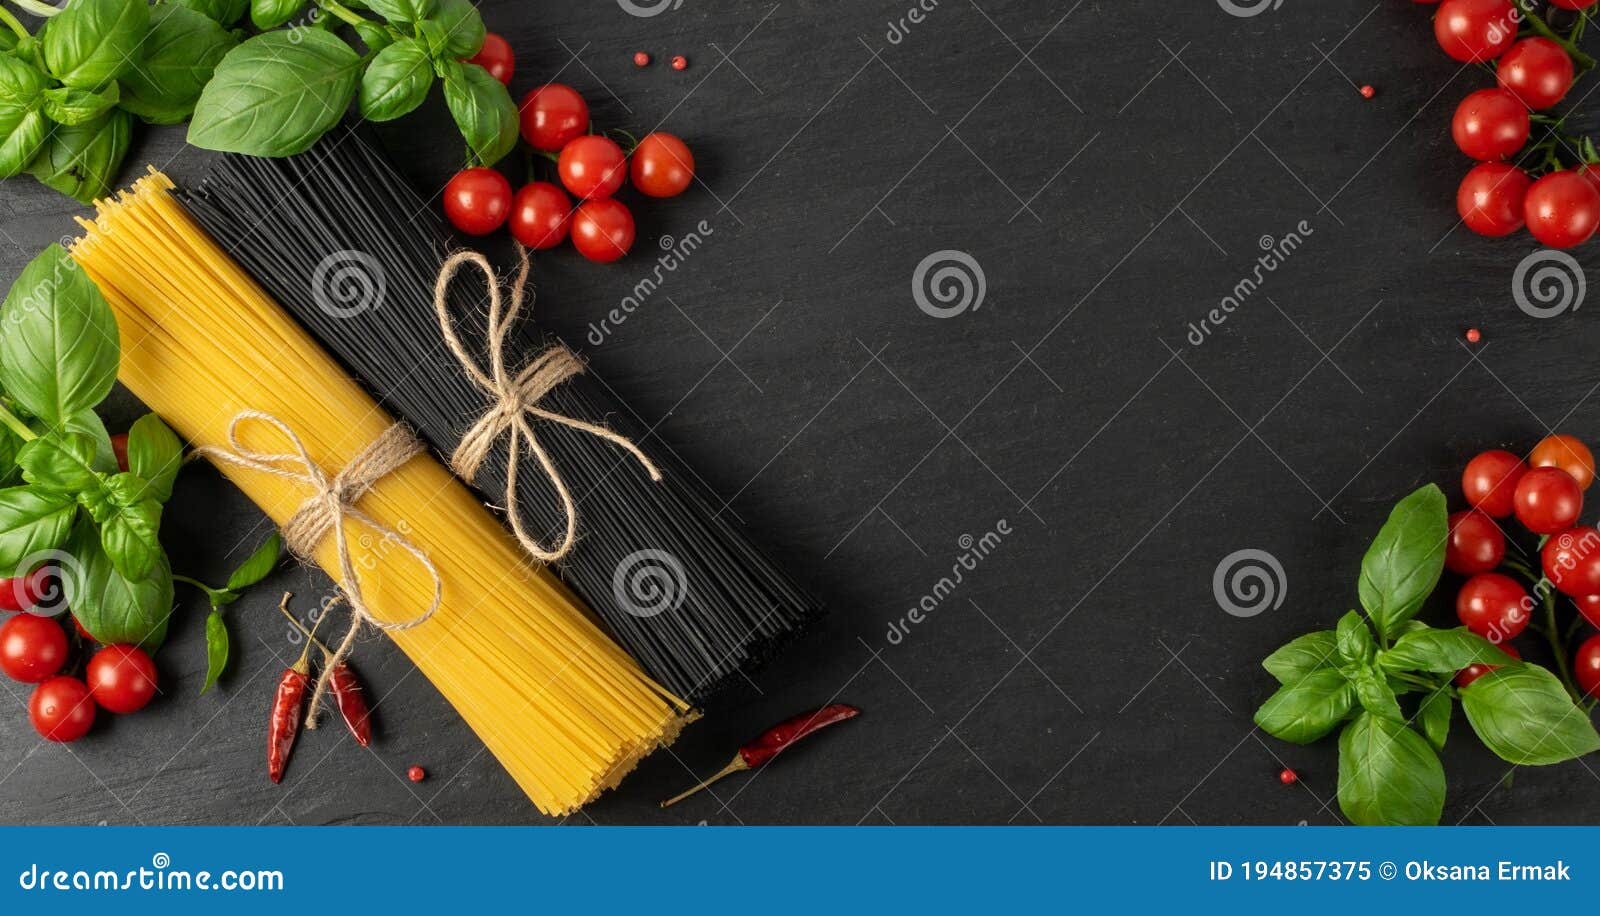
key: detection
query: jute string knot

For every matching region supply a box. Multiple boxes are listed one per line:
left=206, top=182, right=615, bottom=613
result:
left=434, top=244, right=661, bottom=564
left=192, top=411, right=441, bottom=725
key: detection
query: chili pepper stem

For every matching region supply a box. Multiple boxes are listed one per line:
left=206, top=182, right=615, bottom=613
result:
left=277, top=595, right=336, bottom=664
left=660, top=755, right=750, bottom=808
left=281, top=593, right=323, bottom=675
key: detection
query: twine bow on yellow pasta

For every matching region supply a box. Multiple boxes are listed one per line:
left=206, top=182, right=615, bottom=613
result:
left=433, top=245, right=661, bottom=563
left=191, top=410, right=441, bottom=724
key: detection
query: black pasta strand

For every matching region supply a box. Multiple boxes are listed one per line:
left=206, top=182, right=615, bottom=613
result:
left=176, top=127, right=822, bottom=705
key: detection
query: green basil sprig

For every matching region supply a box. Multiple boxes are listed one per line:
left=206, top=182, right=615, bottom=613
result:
left=175, top=532, right=282, bottom=694
left=0, top=244, right=180, bottom=649
left=189, top=0, right=511, bottom=166
left=1254, top=483, right=1600, bottom=826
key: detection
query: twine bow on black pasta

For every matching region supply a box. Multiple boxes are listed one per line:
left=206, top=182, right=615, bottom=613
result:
left=178, top=129, right=822, bottom=706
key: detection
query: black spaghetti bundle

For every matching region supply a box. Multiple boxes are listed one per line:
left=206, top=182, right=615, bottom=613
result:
left=179, top=128, right=821, bottom=706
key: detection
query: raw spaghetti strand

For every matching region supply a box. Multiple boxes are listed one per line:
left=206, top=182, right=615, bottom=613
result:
left=70, top=171, right=689, bottom=816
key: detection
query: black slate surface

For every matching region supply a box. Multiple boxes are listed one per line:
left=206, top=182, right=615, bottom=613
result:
left=3, top=0, right=1599, bottom=826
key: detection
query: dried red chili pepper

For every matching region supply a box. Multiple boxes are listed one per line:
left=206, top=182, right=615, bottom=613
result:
left=268, top=594, right=320, bottom=784
left=661, top=703, right=860, bottom=807
left=278, top=598, right=371, bottom=746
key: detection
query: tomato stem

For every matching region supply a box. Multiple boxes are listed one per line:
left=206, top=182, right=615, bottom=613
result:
left=1542, top=585, right=1584, bottom=703
left=1520, top=3, right=1596, bottom=70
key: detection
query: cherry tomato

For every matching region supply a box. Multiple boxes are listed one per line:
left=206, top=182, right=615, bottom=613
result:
left=1446, top=509, right=1506, bottom=575
left=109, top=432, right=129, bottom=472
left=1451, top=89, right=1529, bottom=161
left=86, top=644, right=157, bottom=714
left=1456, top=643, right=1520, bottom=687
left=630, top=132, right=695, bottom=198
left=1578, top=594, right=1600, bottom=629
left=1456, top=572, right=1532, bottom=642
left=1530, top=434, right=1595, bottom=490
left=1577, top=635, right=1600, bottom=698
left=1542, top=527, right=1600, bottom=596
left=71, top=616, right=95, bottom=642
left=29, top=676, right=94, bottom=742
left=1462, top=449, right=1527, bottom=517
left=1497, top=38, right=1575, bottom=110
left=1434, top=0, right=1519, bottom=62
left=0, top=614, right=66, bottom=683
left=0, top=566, right=50, bottom=613
left=1514, top=466, right=1583, bottom=534
left=442, top=168, right=512, bottom=236
left=570, top=199, right=635, bottom=263
left=1580, top=163, right=1600, bottom=199
left=1524, top=170, right=1600, bottom=249
left=519, top=84, right=589, bottom=153
left=466, top=31, right=515, bottom=85
left=557, top=135, right=627, bottom=200
left=507, top=182, right=572, bottom=250
left=1456, top=162, right=1532, bottom=237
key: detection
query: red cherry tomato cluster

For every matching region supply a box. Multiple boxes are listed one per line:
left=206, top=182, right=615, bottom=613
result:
left=0, top=569, right=158, bottom=743
left=1414, top=0, right=1600, bottom=247
left=441, top=81, right=697, bottom=264
left=1450, top=433, right=1600, bottom=696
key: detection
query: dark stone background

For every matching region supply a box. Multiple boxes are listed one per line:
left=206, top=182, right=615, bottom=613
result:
left=2, top=0, right=1598, bottom=825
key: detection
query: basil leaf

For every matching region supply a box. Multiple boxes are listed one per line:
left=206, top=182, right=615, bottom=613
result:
left=62, top=408, right=117, bottom=474
left=1461, top=664, right=1600, bottom=764
left=1335, top=610, right=1375, bottom=666
left=1337, top=711, right=1445, bottom=826
left=119, top=4, right=237, bottom=125
left=1253, top=668, right=1354, bottom=745
left=0, top=426, right=23, bottom=487
left=64, top=517, right=172, bottom=650
left=225, top=531, right=281, bottom=591
left=352, top=20, right=394, bottom=52
left=365, top=0, right=435, bottom=22
left=171, top=0, right=250, bottom=26
left=188, top=30, right=362, bottom=157
left=1379, top=625, right=1516, bottom=674
left=16, top=431, right=101, bottom=492
left=41, top=0, right=149, bottom=90
left=0, top=244, right=120, bottom=424
left=250, top=0, right=306, bottom=29
left=1419, top=685, right=1451, bottom=751
left=428, top=0, right=483, bottom=58
left=200, top=608, right=229, bottom=694
left=1262, top=630, right=1337, bottom=684
left=28, top=107, right=132, bottom=203
left=0, top=486, right=77, bottom=572
left=98, top=472, right=162, bottom=581
left=42, top=82, right=120, bottom=126
left=359, top=37, right=433, bottom=122
left=126, top=413, right=182, bottom=503
left=442, top=61, right=516, bottom=166
left=1347, top=663, right=1403, bottom=722
left=1357, top=484, right=1447, bottom=640
left=0, top=55, right=50, bottom=178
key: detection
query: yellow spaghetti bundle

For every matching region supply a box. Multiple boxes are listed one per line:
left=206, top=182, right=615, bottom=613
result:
left=71, top=171, right=690, bottom=816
